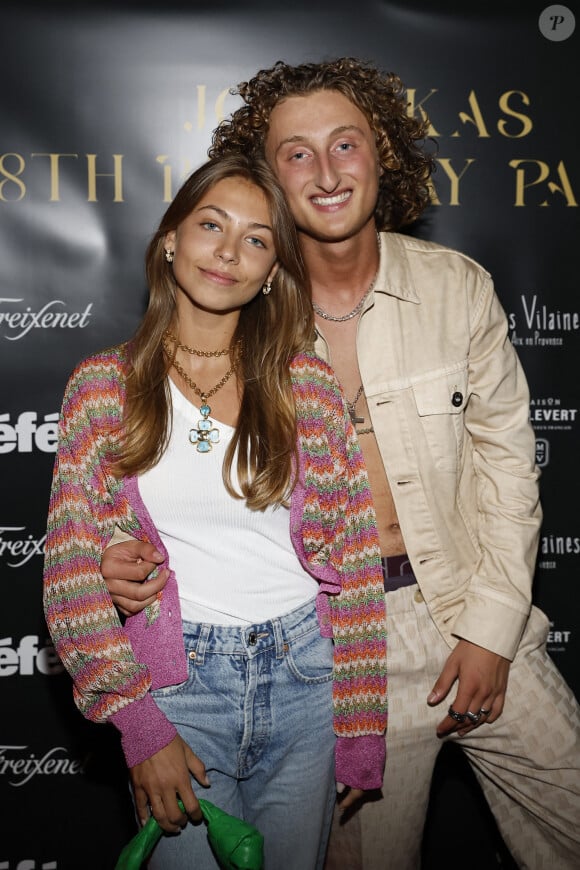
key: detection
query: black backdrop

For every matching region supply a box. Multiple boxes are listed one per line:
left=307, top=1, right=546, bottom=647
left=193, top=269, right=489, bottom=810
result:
left=1, top=2, right=578, bottom=868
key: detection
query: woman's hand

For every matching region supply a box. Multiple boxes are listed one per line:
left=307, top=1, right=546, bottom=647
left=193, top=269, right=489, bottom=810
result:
left=130, top=735, right=210, bottom=833
left=336, top=784, right=365, bottom=811
left=101, top=540, right=169, bottom=617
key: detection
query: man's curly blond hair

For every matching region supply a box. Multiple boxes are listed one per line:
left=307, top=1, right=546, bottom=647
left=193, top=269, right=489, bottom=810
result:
left=209, top=57, right=436, bottom=231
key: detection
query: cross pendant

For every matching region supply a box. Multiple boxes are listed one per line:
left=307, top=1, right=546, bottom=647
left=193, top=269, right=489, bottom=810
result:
left=349, top=409, right=365, bottom=425
left=189, top=402, right=220, bottom=453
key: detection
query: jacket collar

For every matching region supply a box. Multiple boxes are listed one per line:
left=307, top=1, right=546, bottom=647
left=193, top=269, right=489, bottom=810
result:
left=369, top=232, right=421, bottom=305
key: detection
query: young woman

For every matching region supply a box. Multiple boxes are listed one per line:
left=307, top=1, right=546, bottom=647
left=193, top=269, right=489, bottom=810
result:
left=43, top=153, right=387, bottom=870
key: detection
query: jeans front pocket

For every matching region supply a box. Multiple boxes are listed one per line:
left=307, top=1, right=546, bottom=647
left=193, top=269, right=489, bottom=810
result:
left=150, top=672, right=193, bottom=700
left=284, top=622, right=333, bottom=684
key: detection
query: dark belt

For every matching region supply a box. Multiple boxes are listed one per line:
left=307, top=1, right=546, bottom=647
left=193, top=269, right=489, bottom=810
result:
left=381, top=554, right=417, bottom=592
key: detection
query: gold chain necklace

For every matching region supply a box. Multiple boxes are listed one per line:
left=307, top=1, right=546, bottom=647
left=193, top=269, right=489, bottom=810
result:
left=163, top=336, right=242, bottom=453
left=170, top=354, right=239, bottom=401
left=164, top=329, right=231, bottom=358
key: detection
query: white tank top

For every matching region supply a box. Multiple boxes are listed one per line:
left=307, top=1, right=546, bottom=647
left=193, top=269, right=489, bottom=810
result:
left=138, top=378, right=318, bottom=625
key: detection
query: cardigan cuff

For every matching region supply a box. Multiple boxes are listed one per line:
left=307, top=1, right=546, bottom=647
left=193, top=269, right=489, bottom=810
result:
left=335, top=734, right=386, bottom=790
left=110, top=692, right=178, bottom=768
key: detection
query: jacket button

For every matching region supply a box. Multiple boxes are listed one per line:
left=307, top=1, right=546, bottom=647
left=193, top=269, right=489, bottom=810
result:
left=414, top=589, right=424, bottom=603
left=451, top=391, right=463, bottom=407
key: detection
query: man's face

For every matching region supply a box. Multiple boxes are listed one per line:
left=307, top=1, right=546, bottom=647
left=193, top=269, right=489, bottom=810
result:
left=264, top=89, right=380, bottom=243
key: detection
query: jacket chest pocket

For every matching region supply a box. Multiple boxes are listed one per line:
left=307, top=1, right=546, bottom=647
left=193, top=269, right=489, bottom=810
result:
left=410, top=366, right=468, bottom=472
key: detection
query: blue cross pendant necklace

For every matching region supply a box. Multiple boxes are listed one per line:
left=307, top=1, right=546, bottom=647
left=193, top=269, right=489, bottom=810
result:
left=164, top=330, right=241, bottom=454
left=190, top=395, right=220, bottom=453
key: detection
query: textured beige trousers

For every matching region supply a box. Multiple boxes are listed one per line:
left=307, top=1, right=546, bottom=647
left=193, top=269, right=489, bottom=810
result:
left=324, top=585, right=580, bottom=870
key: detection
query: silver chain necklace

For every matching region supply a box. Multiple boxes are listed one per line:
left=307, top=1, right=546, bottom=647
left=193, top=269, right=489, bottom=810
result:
left=312, top=233, right=381, bottom=322
left=345, top=384, right=365, bottom=425
left=344, top=383, right=375, bottom=436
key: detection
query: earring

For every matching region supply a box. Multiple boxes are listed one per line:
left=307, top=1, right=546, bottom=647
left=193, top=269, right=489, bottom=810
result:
left=262, top=281, right=272, bottom=296
left=164, top=250, right=174, bottom=263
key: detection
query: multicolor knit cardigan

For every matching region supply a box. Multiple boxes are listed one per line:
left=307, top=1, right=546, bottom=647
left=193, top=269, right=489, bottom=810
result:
left=43, top=345, right=388, bottom=789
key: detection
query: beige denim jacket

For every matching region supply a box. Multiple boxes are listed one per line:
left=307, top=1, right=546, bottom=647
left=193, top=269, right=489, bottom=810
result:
left=314, top=232, right=542, bottom=661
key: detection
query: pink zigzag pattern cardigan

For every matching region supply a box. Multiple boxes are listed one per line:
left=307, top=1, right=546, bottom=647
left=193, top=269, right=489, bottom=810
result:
left=43, top=345, right=388, bottom=789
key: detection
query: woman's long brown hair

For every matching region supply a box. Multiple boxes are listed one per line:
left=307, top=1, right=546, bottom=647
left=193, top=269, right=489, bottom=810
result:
left=112, top=153, right=313, bottom=510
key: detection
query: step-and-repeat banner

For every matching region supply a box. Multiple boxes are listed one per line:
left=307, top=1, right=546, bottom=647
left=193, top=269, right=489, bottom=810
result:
left=1, top=2, right=577, bottom=867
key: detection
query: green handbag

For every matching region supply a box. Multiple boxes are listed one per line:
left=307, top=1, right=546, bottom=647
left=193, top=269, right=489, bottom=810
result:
left=114, top=798, right=264, bottom=870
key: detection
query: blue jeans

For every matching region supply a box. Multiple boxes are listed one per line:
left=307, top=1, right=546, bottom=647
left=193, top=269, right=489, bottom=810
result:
left=149, top=597, right=336, bottom=870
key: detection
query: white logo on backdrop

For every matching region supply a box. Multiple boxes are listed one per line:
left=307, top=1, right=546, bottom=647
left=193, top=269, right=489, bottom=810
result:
left=548, top=624, right=572, bottom=646
left=509, top=293, right=580, bottom=348
left=0, top=745, right=83, bottom=786
left=0, top=528, right=46, bottom=567
left=535, top=437, right=549, bottom=468
left=540, top=534, right=580, bottom=556
left=0, top=861, right=58, bottom=869
left=0, top=298, right=93, bottom=340
left=530, top=398, right=577, bottom=431
left=0, top=412, right=59, bottom=453
left=0, top=637, right=64, bottom=677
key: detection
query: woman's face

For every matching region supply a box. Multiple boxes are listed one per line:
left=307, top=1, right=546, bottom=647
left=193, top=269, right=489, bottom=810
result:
left=165, top=175, right=279, bottom=319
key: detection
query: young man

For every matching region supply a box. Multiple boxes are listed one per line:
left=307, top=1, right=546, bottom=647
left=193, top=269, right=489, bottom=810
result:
left=101, top=58, right=580, bottom=868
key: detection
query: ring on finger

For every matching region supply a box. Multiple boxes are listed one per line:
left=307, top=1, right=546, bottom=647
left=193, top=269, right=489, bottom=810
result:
left=465, top=710, right=481, bottom=724
left=448, top=706, right=467, bottom=723
left=479, top=707, right=491, bottom=716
